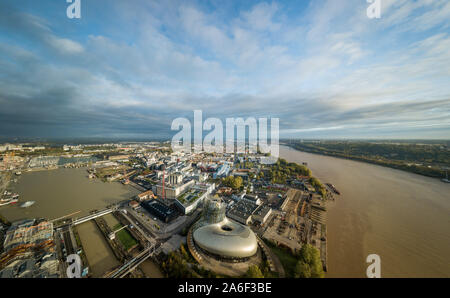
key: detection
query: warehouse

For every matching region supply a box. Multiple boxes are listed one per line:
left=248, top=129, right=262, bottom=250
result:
left=140, top=200, right=178, bottom=223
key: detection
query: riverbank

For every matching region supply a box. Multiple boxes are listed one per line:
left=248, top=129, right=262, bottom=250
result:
left=280, top=145, right=450, bottom=277
left=0, top=171, right=12, bottom=194
left=284, top=143, right=447, bottom=180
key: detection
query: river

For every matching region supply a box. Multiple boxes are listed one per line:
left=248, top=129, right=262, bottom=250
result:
left=0, top=167, right=140, bottom=222
left=280, top=145, right=450, bottom=278
left=76, top=220, right=120, bottom=277
left=0, top=167, right=166, bottom=277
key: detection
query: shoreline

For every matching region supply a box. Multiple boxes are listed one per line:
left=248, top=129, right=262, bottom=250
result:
left=282, top=143, right=447, bottom=181
left=279, top=145, right=450, bottom=277
left=0, top=171, right=12, bottom=194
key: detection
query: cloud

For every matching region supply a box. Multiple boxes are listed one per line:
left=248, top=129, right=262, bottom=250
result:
left=0, top=0, right=448, bottom=139
left=0, top=2, right=84, bottom=55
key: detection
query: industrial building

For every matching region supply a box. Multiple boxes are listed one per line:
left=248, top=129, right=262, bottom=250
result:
left=140, top=200, right=178, bottom=223
left=242, top=194, right=261, bottom=206
left=252, top=205, right=273, bottom=225
left=226, top=199, right=259, bottom=225
left=227, top=197, right=273, bottom=226
left=153, top=179, right=195, bottom=199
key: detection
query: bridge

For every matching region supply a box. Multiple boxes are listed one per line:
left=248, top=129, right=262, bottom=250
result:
left=72, top=207, right=117, bottom=226
left=108, top=225, right=128, bottom=240
left=107, top=243, right=160, bottom=278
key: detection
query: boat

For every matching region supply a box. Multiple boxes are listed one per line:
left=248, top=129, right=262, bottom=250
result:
left=15, top=171, right=22, bottom=176
left=0, top=198, right=18, bottom=206
left=20, top=201, right=35, bottom=208
left=442, top=171, right=450, bottom=183
left=325, top=183, right=341, bottom=195
left=0, top=200, right=10, bottom=206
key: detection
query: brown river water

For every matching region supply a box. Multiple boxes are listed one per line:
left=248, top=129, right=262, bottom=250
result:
left=280, top=145, right=450, bottom=277
left=0, top=167, right=165, bottom=277
left=1, top=167, right=139, bottom=222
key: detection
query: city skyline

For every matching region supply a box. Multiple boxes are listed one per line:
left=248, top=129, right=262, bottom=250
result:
left=0, top=0, right=449, bottom=139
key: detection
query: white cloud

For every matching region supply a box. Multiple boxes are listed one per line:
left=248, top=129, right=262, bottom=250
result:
left=46, top=36, right=84, bottom=54
left=0, top=0, right=449, bottom=138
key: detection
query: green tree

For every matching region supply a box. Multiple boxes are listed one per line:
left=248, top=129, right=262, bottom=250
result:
left=245, top=265, right=264, bottom=278
left=294, top=260, right=311, bottom=278
left=310, top=177, right=326, bottom=198
left=294, top=244, right=324, bottom=278
left=222, top=176, right=243, bottom=190
left=180, top=243, right=189, bottom=260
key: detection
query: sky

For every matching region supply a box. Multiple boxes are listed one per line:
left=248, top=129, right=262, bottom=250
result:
left=0, top=0, right=449, bottom=140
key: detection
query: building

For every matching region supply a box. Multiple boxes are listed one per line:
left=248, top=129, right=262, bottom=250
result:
left=192, top=171, right=209, bottom=182
left=226, top=199, right=259, bottom=225
left=279, top=195, right=289, bottom=211
left=213, top=163, right=231, bottom=179
left=226, top=196, right=272, bottom=225
left=154, top=179, right=195, bottom=199
left=242, top=194, right=261, bottom=206
left=168, top=173, right=183, bottom=185
left=129, top=200, right=140, bottom=209
left=192, top=198, right=258, bottom=259
left=252, top=205, right=272, bottom=225
left=108, top=154, right=130, bottom=161
left=0, top=253, right=60, bottom=278
left=174, top=183, right=215, bottom=215
left=0, top=219, right=60, bottom=278
left=3, top=219, right=53, bottom=252
left=232, top=171, right=249, bottom=181
left=140, top=200, right=177, bottom=223
left=136, top=190, right=156, bottom=201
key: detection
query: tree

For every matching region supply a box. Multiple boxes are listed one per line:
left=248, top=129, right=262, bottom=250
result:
left=310, top=177, right=326, bottom=198
left=180, top=243, right=189, bottom=260
left=294, top=260, right=311, bottom=278
left=245, top=265, right=264, bottom=278
left=294, top=244, right=324, bottom=278
left=222, top=176, right=243, bottom=190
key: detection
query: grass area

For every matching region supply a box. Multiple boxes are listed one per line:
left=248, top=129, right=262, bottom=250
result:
left=96, top=165, right=128, bottom=179
left=177, top=191, right=203, bottom=205
left=264, top=240, right=298, bottom=277
left=113, top=224, right=138, bottom=250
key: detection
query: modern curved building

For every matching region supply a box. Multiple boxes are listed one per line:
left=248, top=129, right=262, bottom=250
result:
left=192, top=198, right=258, bottom=259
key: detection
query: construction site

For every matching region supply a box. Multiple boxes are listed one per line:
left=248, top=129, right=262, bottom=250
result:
left=0, top=219, right=59, bottom=278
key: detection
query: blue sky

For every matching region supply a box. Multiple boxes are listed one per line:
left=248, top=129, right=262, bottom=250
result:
left=0, top=0, right=449, bottom=139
